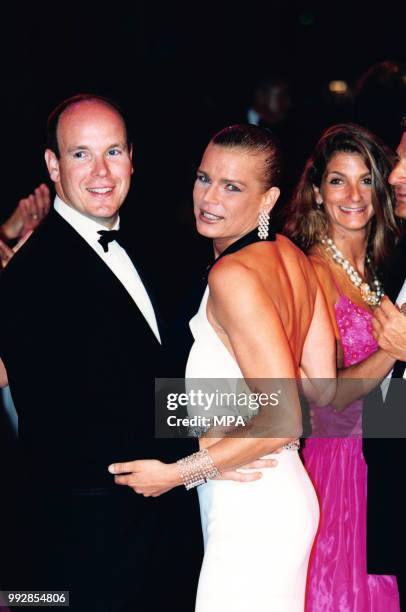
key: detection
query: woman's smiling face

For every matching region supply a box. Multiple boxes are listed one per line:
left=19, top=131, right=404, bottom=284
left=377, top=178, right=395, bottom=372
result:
left=314, top=152, right=374, bottom=237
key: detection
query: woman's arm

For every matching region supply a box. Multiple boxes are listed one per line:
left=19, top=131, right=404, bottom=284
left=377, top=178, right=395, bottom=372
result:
left=300, top=283, right=337, bottom=405
left=308, top=255, right=395, bottom=410
left=204, top=259, right=303, bottom=446
left=109, top=260, right=303, bottom=495
left=332, top=348, right=395, bottom=411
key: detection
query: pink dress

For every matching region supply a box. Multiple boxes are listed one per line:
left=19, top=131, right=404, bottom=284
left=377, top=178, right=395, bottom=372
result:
left=302, top=293, right=400, bottom=611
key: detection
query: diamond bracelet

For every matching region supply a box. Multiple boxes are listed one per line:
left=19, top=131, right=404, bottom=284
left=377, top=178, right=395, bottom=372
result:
left=177, top=449, right=221, bottom=490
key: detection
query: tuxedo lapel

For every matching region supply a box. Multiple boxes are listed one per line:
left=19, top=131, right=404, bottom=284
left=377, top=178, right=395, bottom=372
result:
left=391, top=359, right=406, bottom=379
left=384, top=359, right=406, bottom=408
left=384, top=236, right=406, bottom=301
left=120, top=238, right=166, bottom=342
left=50, top=211, right=162, bottom=345
left=384, top=237, right=406, bottom=398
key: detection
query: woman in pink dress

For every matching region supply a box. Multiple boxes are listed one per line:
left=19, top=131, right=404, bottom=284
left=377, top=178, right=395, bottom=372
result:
left=285, top=123, right=401, bottom=611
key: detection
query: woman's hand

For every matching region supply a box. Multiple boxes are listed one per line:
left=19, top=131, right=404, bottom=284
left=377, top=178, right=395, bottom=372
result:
left=0, top=239, right=14, bottom=268
left=108, top=459, right=181, bottom=497
left=0, top=231, right=33, bottom=269
left=1, top=184, right=50, bottom=241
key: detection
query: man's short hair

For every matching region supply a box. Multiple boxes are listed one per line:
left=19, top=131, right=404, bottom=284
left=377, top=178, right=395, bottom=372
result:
left=401, top=115, right=406, bottom=132
left=46, top=93, right=131, bottom=158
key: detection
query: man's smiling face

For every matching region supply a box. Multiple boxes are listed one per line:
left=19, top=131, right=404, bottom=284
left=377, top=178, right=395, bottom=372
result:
left=389, top=131, right=406, bottom=220
left=45, top=100, right=133, bottom=228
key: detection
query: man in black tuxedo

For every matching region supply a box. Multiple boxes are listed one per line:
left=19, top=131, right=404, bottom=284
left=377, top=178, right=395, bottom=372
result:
left=0, top=94, right=202, bottom=611
left=363, top=117, right=406, bottom=608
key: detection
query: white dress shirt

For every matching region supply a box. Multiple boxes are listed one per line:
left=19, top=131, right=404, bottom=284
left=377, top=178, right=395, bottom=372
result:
left=380, top=277, right=406, bottom=400
left=54, top=196, right=161, bottom=343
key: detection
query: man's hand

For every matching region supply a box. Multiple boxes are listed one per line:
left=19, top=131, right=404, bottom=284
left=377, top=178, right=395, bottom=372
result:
left=1, top=184, right=50, bottom=241
left=372, top=297, right=406, bottom=361
left=108, top=459, right=179, bottom=497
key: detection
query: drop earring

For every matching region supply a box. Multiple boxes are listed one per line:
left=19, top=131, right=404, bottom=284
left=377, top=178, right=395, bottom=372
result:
left=258, top=209, right=269, bottom=240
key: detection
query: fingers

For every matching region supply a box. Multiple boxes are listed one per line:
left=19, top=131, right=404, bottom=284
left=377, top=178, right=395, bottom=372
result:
left=36, top=184, right=51, bottom=216
left=219, top=469, right=263, bottom=482
left=27, top=194, right=41, bottom=226
left=373, top=307, right=386, bottom=327
left=112, top=472, right=168, bottom=497
left=371, top=317, right=381, bottom=337
left=114, top=474, right=145, bottom=494
left=13, top=231, right=33, bottom=254
left=379, top=296, right=398, bottom=316
left=241, top=458, right=278, bottom=469
left=373, top=297, right=399, bottom=331
left=18, top=198, right=31, bottom=226
left=0, top=231, right=33, bottom=268
left=19, top=197, right=36, bottom=231
left=20, top=184, right=51, bottom=233
left=108, top=460, right=139, bottom=475
left=0, top=239, right=14, bottom=268
left=223, top=470, right=263, bottom=482
left=114, top=474, right=131, bottom=485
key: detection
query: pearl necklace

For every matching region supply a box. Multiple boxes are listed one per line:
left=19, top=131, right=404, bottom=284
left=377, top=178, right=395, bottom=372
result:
left=321, top=236, right=384, bottom=307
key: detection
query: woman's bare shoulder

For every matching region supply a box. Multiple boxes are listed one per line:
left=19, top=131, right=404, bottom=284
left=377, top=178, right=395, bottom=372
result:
left=274, top=233, right=318, bottom=290
left=208, top=256, right=261, bottom=296
left=275, top=234, right=313, bottom=266
left=208, top=256, right=277, bottom=325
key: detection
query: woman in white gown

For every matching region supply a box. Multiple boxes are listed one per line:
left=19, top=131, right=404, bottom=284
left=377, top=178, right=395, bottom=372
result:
left=109, top=125, right=336, bottom=611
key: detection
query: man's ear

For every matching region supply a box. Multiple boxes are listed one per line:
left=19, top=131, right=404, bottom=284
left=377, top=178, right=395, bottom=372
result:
left=129, top=144, right=134, bottom=175
left=44, top=149, right=60, bottom=183
left=262, top=186, right=280, bottom=215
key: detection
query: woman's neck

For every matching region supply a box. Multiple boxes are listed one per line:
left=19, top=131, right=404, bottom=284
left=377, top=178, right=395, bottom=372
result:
left=213, top=238, right=230, bottom=259
left=328, top=227, right=369, bottom=277
left=213, top=228, right=256, bottom=258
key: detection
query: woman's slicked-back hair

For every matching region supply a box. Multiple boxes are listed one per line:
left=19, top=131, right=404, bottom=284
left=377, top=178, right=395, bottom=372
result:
left=284, top=123, right=399, bottom=273
left=46, top=93, right=131, bottom=158
left=211, top=124, right=282, bottom=189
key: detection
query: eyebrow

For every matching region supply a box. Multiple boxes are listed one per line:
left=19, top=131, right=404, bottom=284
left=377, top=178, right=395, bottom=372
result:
left=67, top=142, right=126, bottom=153
left=197, top=169, right=247, bottom=187
left=327, top=170, right=371, bottom=177
left=68, top=146, right=89, bottom=152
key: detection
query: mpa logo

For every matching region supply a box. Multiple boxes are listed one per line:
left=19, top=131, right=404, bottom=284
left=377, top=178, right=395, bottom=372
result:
left=213, top=416, right=246, bottom=427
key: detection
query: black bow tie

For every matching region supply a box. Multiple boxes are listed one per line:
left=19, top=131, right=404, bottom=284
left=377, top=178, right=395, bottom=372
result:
left=97, top=229, right=124, bottom=252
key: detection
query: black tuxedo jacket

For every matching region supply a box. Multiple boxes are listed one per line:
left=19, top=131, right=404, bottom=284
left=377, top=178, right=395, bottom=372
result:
left=362, top=236, right=406, bottom=574
left=0, top=209, right=169, bottom=489
left=0, top=209, right=202, bottom=607
left=363, top=235, right=406, bottom=453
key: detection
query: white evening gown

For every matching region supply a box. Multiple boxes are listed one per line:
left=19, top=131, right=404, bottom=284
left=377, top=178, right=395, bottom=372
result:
left=186, top=287, right=319, bottom=612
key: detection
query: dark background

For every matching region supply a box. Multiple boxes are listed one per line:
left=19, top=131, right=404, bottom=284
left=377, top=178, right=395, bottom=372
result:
left=1, top=0, right=405, bottom=313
